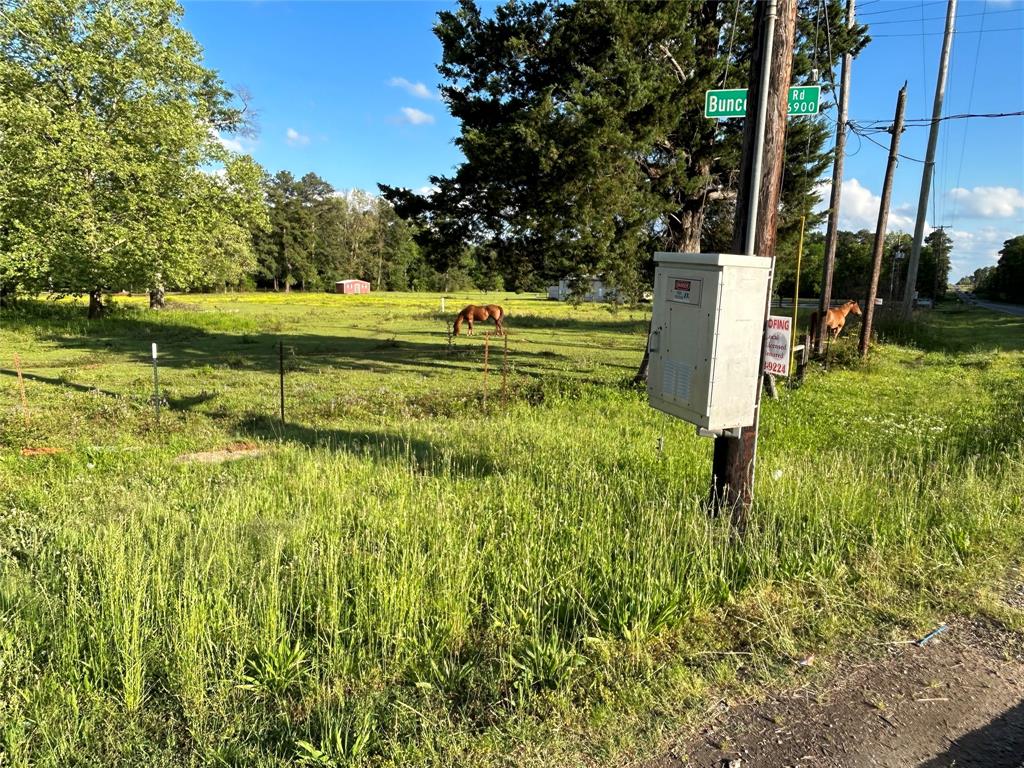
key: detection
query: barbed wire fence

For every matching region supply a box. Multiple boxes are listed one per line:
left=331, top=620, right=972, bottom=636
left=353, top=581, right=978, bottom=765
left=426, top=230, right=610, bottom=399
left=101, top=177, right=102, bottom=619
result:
left=4, top=328, right=515, bottom=436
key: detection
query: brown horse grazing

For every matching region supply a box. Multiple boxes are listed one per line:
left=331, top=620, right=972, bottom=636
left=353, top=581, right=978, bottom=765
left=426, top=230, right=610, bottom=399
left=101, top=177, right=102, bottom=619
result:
left=453, top=304, right=505, bottom=336
left=810, top=300, right=862, bottom=343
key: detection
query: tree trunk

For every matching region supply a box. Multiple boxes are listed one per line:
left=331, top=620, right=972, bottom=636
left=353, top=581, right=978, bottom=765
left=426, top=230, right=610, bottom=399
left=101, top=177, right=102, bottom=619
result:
left=634, top=188, right=706, bottom=385
left=273, top=275, right=279, bottom=292
left=88, top=288, right=104, bottom=319
left=149, top=285, right=166, bottom=309
left=633, top=318, right=653, bottom=386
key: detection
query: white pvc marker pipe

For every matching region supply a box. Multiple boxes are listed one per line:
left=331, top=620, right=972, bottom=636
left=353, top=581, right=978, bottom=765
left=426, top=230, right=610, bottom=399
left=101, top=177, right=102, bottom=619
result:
left=151, top=343, right=160, bottom=422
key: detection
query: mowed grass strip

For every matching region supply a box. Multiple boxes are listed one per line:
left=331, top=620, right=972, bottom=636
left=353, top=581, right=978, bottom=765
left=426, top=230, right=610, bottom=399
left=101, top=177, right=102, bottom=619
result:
left=0, top=294, right=1022, bottom=767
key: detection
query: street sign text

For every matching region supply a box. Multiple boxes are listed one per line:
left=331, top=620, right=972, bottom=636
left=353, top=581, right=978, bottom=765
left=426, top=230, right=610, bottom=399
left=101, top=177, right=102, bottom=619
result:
left=705, top=85, right=821, bottom=119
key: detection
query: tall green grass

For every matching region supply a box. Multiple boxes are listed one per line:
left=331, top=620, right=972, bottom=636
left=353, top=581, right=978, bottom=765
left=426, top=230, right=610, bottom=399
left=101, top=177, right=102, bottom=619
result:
left=0, top=295, right=1022, bottom=766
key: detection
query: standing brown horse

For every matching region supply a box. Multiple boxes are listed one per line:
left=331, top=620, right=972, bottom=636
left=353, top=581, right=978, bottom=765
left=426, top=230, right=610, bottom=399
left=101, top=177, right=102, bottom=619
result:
left=453, top=304, right=506, bottom=336
left=810, top=300, right=862, bottom=343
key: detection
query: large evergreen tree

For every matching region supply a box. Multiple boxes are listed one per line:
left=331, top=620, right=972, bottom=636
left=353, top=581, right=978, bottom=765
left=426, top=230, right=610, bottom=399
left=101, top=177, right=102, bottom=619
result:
left=382, top=0, right=867, bottom=293
left=917, top=227, right=952, bottom=300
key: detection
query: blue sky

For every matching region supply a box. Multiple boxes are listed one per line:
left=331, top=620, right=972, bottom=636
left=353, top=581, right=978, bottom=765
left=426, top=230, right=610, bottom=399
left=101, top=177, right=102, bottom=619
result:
left=181, top=0, right=1024, bottom=281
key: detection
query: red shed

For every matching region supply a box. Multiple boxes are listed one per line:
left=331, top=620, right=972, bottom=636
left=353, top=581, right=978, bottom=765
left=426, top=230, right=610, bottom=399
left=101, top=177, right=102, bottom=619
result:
left=335, top=279, right=371, bottom=295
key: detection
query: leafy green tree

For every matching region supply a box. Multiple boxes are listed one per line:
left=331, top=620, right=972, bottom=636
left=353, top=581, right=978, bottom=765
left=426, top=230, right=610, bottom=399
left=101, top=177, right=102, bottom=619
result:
left=832, top=229, right=873, bottom=300
left=984, top=235, right=1024, bottom=302
left=370, top=199, right=420, bottom=290
left=0, top=0, right=265, bottom=315
left=970, top=264, right=996, bottom=295
left=773, top=230, right=823, bottom=300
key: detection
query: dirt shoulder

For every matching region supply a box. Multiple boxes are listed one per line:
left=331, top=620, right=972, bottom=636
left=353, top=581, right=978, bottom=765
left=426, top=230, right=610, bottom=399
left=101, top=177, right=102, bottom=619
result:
left=644, top=612, right=1024, bottom=768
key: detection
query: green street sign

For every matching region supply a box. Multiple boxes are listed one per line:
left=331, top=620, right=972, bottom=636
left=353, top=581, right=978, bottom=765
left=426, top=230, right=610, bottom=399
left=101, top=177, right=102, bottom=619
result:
left=704, top=85, right=821, bottom=119
left=787, top=85, right=821, bottom=115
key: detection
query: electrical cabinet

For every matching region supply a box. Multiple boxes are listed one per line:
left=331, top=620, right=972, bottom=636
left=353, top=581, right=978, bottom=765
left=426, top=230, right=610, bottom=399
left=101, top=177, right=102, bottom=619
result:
left=646, top=252, right=772, bottom=431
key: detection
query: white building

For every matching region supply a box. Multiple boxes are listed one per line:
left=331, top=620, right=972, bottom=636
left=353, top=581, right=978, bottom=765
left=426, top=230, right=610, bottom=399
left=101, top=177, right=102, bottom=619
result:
left=547, top=276, right=617, bottom=302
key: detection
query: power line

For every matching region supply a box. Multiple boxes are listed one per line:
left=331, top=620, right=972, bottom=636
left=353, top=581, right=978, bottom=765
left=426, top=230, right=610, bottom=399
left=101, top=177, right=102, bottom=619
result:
left=871, top=25, right=1024, bottom=37
left=859, top=1, right=944, bottom=17
left=856, top=110, right=1024, bottom=127
left=865, top=7, right=1020, bottom=25
left=849, top=122, right=926, bottom=163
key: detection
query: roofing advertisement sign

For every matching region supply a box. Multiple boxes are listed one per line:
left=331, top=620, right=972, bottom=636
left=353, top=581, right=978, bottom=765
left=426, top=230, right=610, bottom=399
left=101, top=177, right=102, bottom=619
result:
left=764, top=315, right=793, bottom=376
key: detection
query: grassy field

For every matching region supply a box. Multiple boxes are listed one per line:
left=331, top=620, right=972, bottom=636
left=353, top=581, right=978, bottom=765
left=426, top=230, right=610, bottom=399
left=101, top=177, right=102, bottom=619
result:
left=1, top=292, right=1022, bottom=767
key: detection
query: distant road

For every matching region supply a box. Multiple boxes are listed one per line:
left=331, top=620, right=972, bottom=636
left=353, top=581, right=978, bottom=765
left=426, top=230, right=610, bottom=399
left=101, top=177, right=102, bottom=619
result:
left=956, top=291, right=1024, bottom=317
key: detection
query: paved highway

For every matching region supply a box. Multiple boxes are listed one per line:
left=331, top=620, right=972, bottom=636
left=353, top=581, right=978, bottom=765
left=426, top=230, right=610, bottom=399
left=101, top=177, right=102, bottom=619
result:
left=956, top=291, right=1024, bottom=317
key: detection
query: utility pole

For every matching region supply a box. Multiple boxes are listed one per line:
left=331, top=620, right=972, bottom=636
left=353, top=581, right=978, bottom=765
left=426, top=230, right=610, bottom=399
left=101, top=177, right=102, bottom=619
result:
left=902, top=0, right=957, bottom=320
left=711, top=0, right=798, bottom=525
left=815, top=0, right=856, bottom=354
left=860, top=83, right=907, bottom=358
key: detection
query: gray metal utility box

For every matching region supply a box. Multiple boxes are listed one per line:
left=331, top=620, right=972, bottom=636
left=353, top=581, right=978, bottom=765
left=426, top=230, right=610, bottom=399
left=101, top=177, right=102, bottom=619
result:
left=647, top=252, right=772, bottom=431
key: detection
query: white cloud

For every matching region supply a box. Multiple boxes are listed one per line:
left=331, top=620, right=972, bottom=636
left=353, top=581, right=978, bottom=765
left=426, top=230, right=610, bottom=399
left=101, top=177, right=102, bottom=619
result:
left=208, top=126, right=252, bottom=154
left=946, top=186, right=1024, bottom=219
left=813, top=178, right=916, bottom=233
left=809, top=181, right=1020, bottom=281
left=947, top=226, right=1016, bottom=279
left=414, top=185, right=439, bottom=197
left=389, top=77, right=434, bottom=100
left=286, top=127, right=310, bottom=146
left=216, top=134, right=245, bottom=153
left=397, top=107, right=435, bottom=126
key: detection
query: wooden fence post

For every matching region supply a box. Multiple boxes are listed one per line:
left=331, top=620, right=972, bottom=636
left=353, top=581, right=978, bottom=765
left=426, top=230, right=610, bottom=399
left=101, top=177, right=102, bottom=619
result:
left=796, top=333, right=810, bottom=385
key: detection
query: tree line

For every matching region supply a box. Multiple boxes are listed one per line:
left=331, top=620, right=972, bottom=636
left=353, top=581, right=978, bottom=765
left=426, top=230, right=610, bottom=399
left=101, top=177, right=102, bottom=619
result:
left=251, top=172, right=426, bottom=293
left=2, top=0, right=956, bottom=316
left=773, top=227, right=952, bottom=303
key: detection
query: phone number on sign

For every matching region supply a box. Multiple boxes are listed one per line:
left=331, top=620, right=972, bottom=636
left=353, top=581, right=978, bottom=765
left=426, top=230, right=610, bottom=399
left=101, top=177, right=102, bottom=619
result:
left=764, top=361, right=788, bottom=374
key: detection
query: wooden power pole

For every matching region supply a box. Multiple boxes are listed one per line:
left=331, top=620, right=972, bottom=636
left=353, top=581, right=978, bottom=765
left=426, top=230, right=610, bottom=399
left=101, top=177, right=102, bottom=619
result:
left=711, top=0, right=798, bottom=524
left=815, top=0, right=856, bottom=354
left=902, top=0, right=958, bottom=320
left=860, top=83, right=907, bottom=357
